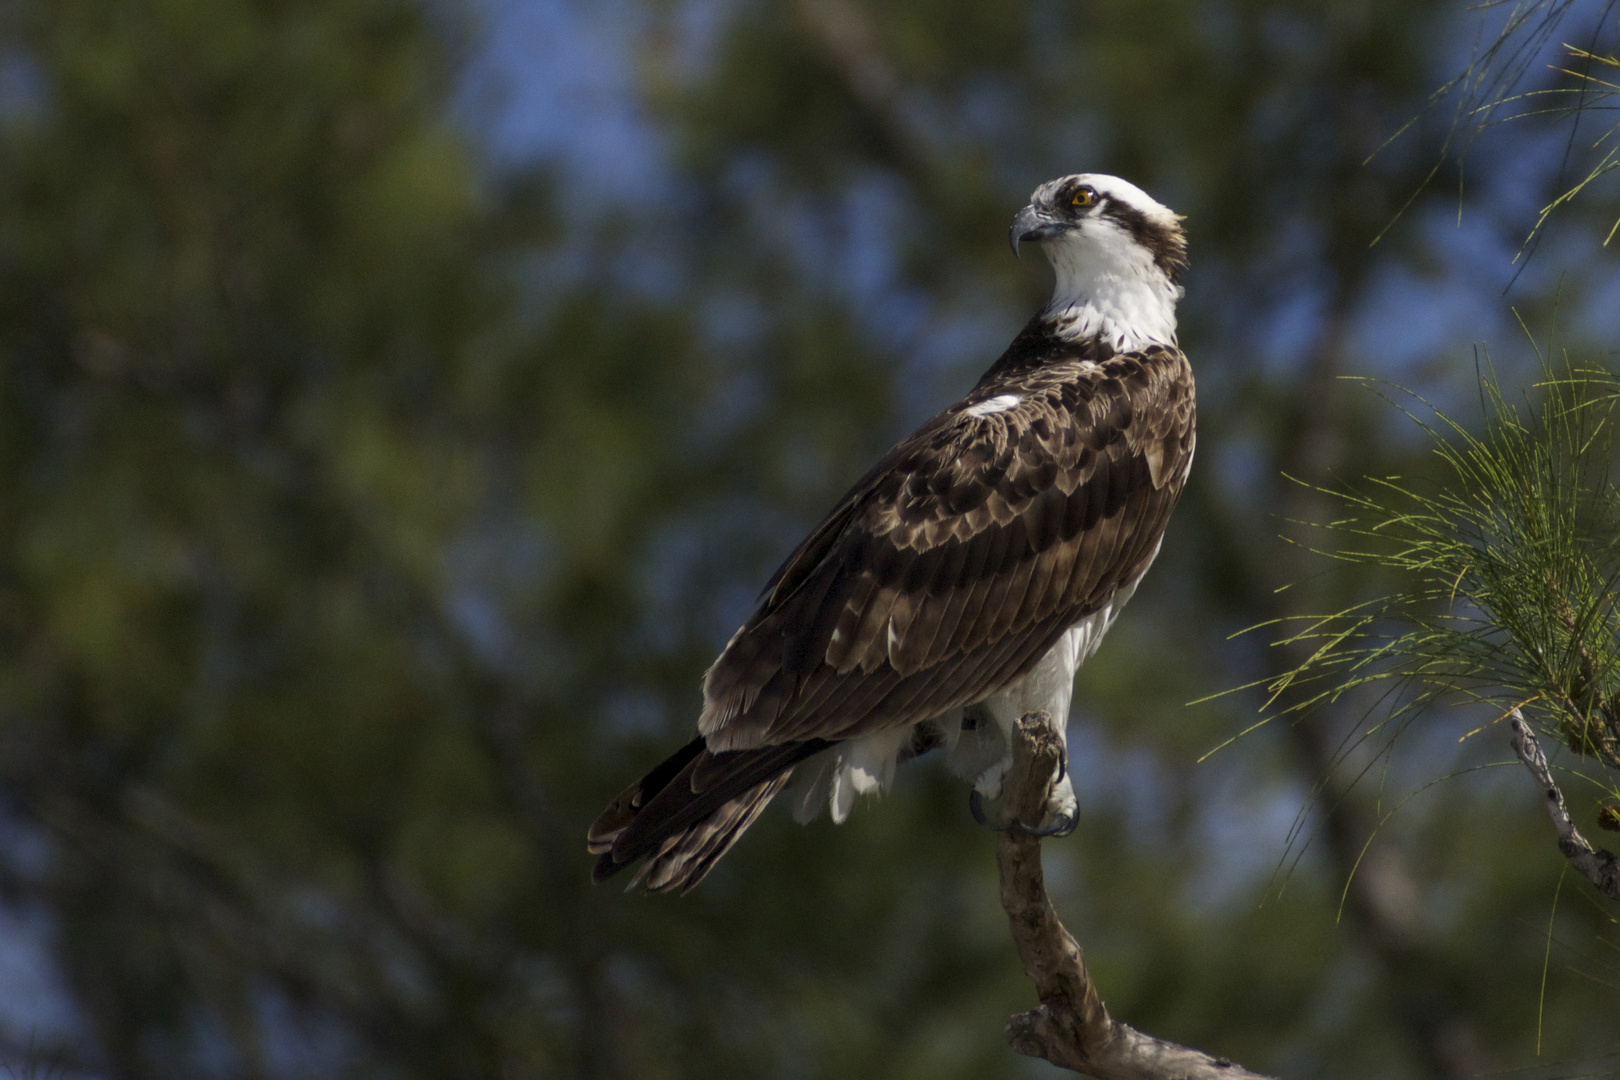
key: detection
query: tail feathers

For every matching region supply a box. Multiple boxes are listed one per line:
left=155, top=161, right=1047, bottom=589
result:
left=587, top=735, right=706, bottom=858
left=628, top=774, right=793, bottom=892
left=588, top=736, right=833, bottom=893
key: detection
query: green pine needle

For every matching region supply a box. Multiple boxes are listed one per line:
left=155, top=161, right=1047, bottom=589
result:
left=1267, top=346, right=1620, bottom=784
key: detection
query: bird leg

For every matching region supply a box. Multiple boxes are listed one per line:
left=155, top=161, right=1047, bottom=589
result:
left=968, top=719, right=1078, bottom=836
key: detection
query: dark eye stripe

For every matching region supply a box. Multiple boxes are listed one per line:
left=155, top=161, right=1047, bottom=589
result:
left=1099, top=201, right=1187, bottom=284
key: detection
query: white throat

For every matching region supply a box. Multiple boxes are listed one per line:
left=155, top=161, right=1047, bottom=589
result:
left=1041, top=226, right=1182, bottom=352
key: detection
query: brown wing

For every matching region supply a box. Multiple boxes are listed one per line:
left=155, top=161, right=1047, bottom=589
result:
left=699, top=344, right=1195, bottom=751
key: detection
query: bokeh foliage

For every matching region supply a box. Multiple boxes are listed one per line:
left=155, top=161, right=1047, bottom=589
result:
left=0, top=0, right=1617, bottom=1078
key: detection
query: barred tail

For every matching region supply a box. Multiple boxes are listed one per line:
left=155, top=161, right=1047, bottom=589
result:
left=587, top=736, right=834, bottom=892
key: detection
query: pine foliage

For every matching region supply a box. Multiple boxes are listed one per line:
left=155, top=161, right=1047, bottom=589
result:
left=1270, top=346, right=1620, bottom=796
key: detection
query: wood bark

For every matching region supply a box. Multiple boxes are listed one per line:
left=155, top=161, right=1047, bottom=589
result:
left=993, top=712, right=1277, bottom=1079
left=1509, top=711, right=1620, bottom=902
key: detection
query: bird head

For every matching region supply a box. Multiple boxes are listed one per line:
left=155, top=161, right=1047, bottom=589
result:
left=1011, top=174, right=1186, bottom=283
left=1010, top=174, right=1187, bottom=348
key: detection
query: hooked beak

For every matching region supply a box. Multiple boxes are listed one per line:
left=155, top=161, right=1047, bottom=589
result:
left=1009, top=204, right=1064, bottom=258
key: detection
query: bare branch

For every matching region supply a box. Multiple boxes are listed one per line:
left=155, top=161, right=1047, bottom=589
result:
left=791, top=0, right=931, bottom=172
left=994, top=712, right=1279, bottom=1079
left=1509, top=711, right=1620, bottom=902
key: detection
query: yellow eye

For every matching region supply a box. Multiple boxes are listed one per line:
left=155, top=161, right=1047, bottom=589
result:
left=1071, top=186, right=1098, bottom=208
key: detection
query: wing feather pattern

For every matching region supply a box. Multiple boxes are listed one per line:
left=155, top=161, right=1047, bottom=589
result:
left=700, top=344, right=1193, bottom=751
left=589, top=340, right=1194, bottom=890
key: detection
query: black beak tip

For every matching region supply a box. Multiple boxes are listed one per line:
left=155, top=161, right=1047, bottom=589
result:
left=1008, top=205, right=1055, bottom=259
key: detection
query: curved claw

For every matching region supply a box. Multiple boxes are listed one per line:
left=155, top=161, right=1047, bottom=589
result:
left=1020, top=811, right=1077, bottom=838
left=969, top=790, right=1078, bottom=837
left=968, top=789, right=1014, bottom=831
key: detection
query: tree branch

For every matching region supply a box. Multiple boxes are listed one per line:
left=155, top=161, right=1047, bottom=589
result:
left=791, top=0, right=934, bottom=175
left=994, top=712, right=1278, bottom=1079
left=1509, top=711, right=1620, bottom=901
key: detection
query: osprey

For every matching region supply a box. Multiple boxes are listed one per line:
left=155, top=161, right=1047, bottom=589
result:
left=589, top=174, right=1193, bottom=892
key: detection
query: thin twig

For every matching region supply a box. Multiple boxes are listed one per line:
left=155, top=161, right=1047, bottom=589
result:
left=1509, top=710, right=1620, bottom=902
left=994, top=712, right=1278, bottom=1079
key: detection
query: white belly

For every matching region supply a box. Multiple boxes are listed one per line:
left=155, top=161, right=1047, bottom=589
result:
left=791, top=558, right=1154, bottom=825
left=944, top=584, right=1134, bottom=810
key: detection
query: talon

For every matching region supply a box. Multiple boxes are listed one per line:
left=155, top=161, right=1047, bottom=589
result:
left=1021, top=812, right=1077, bottom=838
left=968, top=789, right=1013, bottom=831
left=1054, top=743, right=1069, bottom=785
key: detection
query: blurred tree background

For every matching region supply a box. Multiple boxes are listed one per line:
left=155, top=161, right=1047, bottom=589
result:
left=0, top=0, right=1617, bottom=1077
